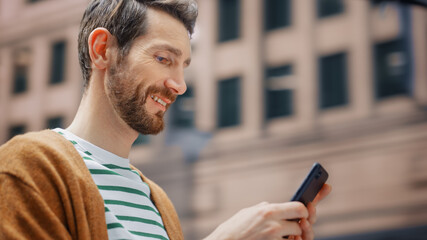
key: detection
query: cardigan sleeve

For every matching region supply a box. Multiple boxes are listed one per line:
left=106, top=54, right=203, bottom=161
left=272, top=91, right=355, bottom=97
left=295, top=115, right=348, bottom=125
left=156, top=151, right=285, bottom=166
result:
left=0, top=131, right=108, bottom=240
left=0, top=173, right=72, bottom=240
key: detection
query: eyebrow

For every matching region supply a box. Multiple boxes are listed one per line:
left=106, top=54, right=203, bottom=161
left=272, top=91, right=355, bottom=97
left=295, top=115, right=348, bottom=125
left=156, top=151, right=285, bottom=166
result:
left=151, top=44, right=191, bottom=66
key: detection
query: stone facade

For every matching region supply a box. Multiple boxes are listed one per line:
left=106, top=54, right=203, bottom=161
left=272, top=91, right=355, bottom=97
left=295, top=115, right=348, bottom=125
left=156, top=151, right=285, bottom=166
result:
left=0, top=0, right=426, bottom=239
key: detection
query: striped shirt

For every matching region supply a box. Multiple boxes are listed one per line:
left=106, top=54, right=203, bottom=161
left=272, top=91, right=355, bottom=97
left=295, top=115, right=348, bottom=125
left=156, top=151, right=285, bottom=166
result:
left=53, top=129, right=169, bottom=240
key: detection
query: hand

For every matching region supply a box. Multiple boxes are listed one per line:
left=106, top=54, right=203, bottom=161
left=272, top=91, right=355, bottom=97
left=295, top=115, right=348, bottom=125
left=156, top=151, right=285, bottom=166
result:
left=205, top=201, right=308, bottom=240
left=204, top=184, right=332, bottom=240
left=289, top=184, right=332, bottom=240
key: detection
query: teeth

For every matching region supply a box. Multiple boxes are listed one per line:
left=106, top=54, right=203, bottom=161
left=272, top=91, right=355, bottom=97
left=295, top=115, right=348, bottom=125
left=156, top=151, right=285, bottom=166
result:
left=158, top=99, right=166, bottom=106
left=151, top=95, right=167, bottom=107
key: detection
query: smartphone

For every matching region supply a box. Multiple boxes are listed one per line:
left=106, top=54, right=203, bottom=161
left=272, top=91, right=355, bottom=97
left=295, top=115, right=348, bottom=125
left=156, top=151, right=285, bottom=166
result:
left=290, top=162, right=328, bottom=206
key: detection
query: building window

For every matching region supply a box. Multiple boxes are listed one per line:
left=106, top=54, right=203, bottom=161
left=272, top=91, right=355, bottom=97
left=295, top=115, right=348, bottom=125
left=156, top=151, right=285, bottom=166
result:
left=9, top=124, right=26, bottom=140
left=12, top=48, right=31, bottom=94
left=218, top=0, right=240, bottom=42
left=133, top=134, right=150, bottom=146
left=47, top=116, right=64, bottom=129
left=27, top=0, right=44, bottom=3
left=50, top=41, right=66, bottom=85
left=370, top=0, right=383, bottom=6
left=374, top=39, right=409, bottom=99
left=319, top=52, right=348, bottom=109
left=265, top=64, right=294, bottom=119
left=217, top=76, right=240, bottom=128
left=264, top=0, right=291, bottom=31
left=172, top=86, right=195, bottom=128
left=317, top=0, right=344, bottom=18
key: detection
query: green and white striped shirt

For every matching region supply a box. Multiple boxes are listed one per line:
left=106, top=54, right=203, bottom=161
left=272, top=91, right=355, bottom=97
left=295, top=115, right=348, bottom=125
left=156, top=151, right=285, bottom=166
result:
left=53, top=129, right=169, bottom=240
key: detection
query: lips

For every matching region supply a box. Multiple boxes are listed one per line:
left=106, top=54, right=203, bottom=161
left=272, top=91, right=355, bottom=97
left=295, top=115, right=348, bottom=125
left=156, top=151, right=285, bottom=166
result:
left=149, top=94, right=173, bottom=112
left=151, top=95, right=168, bottom=107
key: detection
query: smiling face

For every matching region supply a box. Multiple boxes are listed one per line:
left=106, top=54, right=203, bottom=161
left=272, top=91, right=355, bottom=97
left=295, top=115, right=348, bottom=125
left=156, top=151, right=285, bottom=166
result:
left=106, top=8, right=191, bottom=135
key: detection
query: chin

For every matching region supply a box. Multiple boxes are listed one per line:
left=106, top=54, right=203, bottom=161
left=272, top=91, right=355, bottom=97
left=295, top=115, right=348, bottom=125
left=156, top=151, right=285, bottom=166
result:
left=146, top=121, right=164, bottom=135
left=130, top=114, right=165, bottom=135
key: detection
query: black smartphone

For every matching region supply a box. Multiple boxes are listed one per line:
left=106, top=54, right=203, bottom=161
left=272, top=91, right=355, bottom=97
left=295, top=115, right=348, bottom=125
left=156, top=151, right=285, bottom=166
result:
left=290, top=162, right=328, bottom=206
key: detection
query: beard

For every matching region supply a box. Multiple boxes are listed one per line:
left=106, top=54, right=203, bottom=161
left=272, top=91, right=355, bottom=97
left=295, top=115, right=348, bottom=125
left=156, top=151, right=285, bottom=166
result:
left=106, top=61, right=176, bottom=135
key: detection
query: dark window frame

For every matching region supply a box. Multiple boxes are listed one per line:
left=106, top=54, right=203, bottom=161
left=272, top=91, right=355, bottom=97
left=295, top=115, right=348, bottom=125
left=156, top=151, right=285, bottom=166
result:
left=218, top=0, right=240, bottom=43
left=27, top=0, right=43, bottom=3
left=171, top=86, right=195, bottom=128
left=8, top=124, right=26, bottom=140
left=317, top=0, right=345, bottom=19
left=373, top=38, right=410, bottom=100
left=264, top=64, right=294, bottom=119
left=12, top=65, right=28, bottom=94
left=46, top=116, right=64, bottom=129
left=217, top=76, right=241, bottom=128
left=12, top=48, right=31, bottom=95
left=133, top=134, right=150, bottom=146
left=264, top=0, right=292, bottom=32
left=49, top=40, right=67, bottom=85
left=318, top=52, right=349, bottom=109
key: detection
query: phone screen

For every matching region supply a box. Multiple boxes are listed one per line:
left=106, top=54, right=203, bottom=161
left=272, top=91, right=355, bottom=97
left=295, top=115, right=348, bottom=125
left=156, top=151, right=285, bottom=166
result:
left=290, top=163, right=328, bottom=206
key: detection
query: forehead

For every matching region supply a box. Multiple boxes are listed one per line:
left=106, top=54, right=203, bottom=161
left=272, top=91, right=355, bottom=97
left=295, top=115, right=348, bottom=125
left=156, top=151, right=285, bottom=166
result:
left=132, top=8, right=191, bottom=56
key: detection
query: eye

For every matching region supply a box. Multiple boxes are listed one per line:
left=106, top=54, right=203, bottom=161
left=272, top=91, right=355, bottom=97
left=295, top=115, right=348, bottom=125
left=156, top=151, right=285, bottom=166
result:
left=155, top=55, right=171, bottom=65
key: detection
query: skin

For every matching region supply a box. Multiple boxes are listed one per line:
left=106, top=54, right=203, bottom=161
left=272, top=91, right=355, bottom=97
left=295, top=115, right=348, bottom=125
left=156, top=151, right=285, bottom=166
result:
left=204, top=184, right=332, bottom=240
left=67, top=7, right=332, bottom=240
left=68, top=8, right=190, bottom=158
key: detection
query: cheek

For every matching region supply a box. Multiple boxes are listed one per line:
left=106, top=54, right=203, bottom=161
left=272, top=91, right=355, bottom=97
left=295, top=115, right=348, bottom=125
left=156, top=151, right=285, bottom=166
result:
left=126, top=64, right=169, bottom=95
left=141, top=74, right=167, bottom=92
left=110, top=70, right=143, bottom=102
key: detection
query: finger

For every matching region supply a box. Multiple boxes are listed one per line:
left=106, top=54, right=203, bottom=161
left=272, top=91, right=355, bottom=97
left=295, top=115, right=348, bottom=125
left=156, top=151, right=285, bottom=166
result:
left=280, top=219, right=302, bottom=237
left=257, top=201, right=269, bottom=206
left=283, top=236, right=297, bottom=240
left=274, top=202, right=308, bottom=220
left=312, top=184, right=332, bottom=206
left=300, top=218, right=311, bottom=232
left=306, top=203, right=317, bottom=224
left=300, top=218, right=314, bottom=240
left=285, top=235, right=302, bottom=240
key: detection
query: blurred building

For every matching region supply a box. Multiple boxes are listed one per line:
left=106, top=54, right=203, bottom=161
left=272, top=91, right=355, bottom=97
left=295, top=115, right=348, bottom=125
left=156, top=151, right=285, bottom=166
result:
left=0, top=0, right=87, bottom=142
left=1, top=0, right=427, bottom=240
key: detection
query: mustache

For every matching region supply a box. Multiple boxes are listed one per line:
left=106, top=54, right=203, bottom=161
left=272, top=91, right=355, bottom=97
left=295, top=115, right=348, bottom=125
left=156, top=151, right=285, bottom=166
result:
left=144, top=85, right=177, bottom=104
left=108, top=64, right=177, bottom=105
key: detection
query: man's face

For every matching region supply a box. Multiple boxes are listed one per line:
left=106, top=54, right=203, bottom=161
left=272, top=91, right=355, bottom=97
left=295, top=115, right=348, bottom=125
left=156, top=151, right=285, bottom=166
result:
left=106, top=8, right=191, bottom=135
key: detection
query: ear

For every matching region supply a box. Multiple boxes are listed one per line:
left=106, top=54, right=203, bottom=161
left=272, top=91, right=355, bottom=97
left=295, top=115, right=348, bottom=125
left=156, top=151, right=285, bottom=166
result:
left=88, top=27, right=113, bottom=70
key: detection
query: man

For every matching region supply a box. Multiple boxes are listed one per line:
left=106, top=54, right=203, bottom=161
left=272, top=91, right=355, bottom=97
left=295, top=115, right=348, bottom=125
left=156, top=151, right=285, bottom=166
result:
left=0, top=0, right=331, bottom=239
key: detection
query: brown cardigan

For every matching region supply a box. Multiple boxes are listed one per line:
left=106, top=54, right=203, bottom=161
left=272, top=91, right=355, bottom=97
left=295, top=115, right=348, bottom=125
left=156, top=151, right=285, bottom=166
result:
left=0, top=130, right=183, bottom=240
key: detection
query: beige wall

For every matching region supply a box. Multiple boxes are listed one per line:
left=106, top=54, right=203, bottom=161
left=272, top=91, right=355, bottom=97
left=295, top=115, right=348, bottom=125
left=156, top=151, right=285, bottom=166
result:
left=178, top=0, right=427, bottom=239
left=0, top=0, right=88, bottom=142
left=0, top=0, right=426, bottom=239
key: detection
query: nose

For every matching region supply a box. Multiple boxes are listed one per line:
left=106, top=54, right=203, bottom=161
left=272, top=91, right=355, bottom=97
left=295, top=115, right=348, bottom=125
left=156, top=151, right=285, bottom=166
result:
left=164, top=70, right=187, bottom=95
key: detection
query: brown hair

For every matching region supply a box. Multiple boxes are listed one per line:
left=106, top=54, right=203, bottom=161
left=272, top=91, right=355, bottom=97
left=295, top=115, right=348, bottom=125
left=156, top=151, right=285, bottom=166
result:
left=77, top=0, right=198, bottom=89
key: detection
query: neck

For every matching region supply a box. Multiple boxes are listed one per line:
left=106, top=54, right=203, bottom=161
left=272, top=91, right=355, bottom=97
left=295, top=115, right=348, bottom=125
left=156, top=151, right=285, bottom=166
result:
left=67, top=75, right=138, bottom=159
